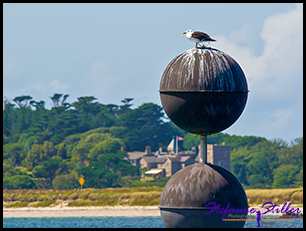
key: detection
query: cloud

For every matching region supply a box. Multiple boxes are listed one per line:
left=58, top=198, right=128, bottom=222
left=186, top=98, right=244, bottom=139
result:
left=73, top=60, right=123, bottom=102
left=48, top=79, right=70, bottom=92
left=90, top=61, right=107, bottom=80
left=3, top=53, right=24, bottom=78
left=21, top=79, right=70, bottom=98
left=216, top=3, right=303, bottom=141
left=87, top=61, right=119, bottom=96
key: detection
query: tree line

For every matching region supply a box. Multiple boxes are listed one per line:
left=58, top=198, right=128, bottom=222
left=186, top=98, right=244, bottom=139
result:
left=3, top=94, right=184, bottom=189
left=3, top=94, right=303, bottom=189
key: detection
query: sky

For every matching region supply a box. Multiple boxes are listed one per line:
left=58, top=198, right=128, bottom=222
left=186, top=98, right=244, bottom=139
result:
left=3, top=3, right=303, bottom=143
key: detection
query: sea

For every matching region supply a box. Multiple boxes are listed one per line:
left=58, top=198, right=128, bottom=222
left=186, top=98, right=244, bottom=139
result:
left=3, top=216, right=303, bottom=228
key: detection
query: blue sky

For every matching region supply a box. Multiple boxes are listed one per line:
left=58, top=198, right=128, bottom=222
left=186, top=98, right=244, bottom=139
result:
left=3, top=3, right=303, bottom=143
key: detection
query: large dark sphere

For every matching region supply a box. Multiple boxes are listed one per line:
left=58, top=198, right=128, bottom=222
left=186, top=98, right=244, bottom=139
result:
left=159, top=47, right=248, bottom=135
left=159, top=163, right=248, bottom=228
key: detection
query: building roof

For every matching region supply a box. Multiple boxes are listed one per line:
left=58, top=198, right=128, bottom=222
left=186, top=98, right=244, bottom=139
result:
left=145, top=169, right=163, bottom=175
left=127, top=152, right=145, bottom=160
left=140, top=154, right=192, bottom=164
left=142, top=156, right=167, bottom=164
left=179, top=150, right=197, bottom=155
left=168, top=156, right=191, bottom=163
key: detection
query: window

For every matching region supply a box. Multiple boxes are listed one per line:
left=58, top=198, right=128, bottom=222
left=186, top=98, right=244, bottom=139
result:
left=222, top=151, right=227, bottom=156
left=218, top=161, right=224, bottom=166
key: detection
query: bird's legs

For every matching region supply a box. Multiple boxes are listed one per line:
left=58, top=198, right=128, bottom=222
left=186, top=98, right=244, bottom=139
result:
left=198, top=41, right=210, bottom=49
left=192, top=42, right=198, bottom=50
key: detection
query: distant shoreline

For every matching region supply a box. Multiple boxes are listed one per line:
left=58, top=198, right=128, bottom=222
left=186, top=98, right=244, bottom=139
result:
left=3, top=204, right=303, bottom=218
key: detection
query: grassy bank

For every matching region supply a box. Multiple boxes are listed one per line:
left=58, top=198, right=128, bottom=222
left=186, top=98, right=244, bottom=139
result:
left=3, top=187, right=303, bottom=208
left=3, top=187, right=163, bottom=208
left=246, top=187, right=303, bottom=205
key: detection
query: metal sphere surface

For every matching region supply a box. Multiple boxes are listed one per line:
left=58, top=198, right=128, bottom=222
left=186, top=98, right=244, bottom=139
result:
left=159, top=47, right=248, bottom=135
left=159, top=163, right=248, bottom=228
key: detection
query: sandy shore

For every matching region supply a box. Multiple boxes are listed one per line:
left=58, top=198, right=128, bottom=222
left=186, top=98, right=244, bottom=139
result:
left=3, top=204, right=303, bottom=218
left=3, top=205, right=161, bottom=218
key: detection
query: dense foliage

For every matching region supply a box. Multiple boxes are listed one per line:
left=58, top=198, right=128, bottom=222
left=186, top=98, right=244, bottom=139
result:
left=3, top=94, right=184, bottom=189
left=3, top=94, right=303, bottom=189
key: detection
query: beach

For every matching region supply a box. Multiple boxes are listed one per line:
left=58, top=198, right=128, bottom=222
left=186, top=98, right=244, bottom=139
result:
left=3, top=205, right=161, bottom=218
left=3, top=203, right=302, bottom=218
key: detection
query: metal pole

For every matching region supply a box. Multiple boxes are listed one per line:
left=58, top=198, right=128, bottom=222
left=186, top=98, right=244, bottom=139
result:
left=200, top=135, right=207, bottom=163
left=176, top=136, right=178, bottom=154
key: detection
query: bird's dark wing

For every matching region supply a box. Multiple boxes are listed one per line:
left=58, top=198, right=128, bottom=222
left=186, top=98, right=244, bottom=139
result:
left=193, top=31, right=216, bottom=41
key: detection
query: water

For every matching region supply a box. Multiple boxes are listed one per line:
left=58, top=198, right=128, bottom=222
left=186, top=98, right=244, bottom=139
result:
left=3, top=216, right=303, bottom=228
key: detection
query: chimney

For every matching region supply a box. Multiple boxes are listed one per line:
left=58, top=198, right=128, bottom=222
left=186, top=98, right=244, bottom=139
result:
left=145, top=146, right=152, bottom=156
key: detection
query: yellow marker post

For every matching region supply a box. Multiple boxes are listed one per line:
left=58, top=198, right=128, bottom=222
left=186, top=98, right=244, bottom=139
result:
left=79, top=176, right=85, bottom=190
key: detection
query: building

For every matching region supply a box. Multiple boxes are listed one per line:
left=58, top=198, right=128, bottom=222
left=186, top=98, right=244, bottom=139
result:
left=126, top=146, right=196, bottom=178
left=161, top=155, right=194, bottom=177
left=196, top=143, right=231, bottom=171
left=126, top=142, right=231, bottom=178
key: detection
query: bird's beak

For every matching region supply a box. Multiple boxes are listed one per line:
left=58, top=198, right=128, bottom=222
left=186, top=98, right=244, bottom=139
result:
left=183, top=31, right=187, bottom=34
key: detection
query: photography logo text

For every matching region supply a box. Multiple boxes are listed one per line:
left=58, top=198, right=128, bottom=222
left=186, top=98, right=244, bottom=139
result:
left=205, top=202, right=301, bottom=227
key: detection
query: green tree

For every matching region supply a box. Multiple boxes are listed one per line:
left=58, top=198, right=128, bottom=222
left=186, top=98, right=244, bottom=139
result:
left=294, top=168, right=303, bottom=187
left=97, top=151, right=138, bottom=177
left=50, top=93, right=63, bottom=107
left=3, top=143, right=26, bottom=166
left=183, top=133, right=201, bottom=150
left=3, top=99, right=15, bottom=139
left=13, top=95, right=33, bottom=108
left=77, top=166, right=118, bottom=189
left=52, top=174, right=80, bottom=190
left=3, top=164, right=22, bottom=177
left=29, top=100, right=45, bottom=110
left=74, top=147, right=89, bottom=169
left=230, top=146, right=252, bottom=186
left=32, top=156, right=66, bottom=188
left=120, top=103, right=184, bottom=151
left=272, top=164, right=300, bottom=188
left=118, top=98, right=134, bottom=114
left=77, top=151, right=138, bottom=188
left=245, top=141, right=280, bottom=188
left=247, top=174, right=271, bottom=189
left=182, top=132, right=266, bottom=151
left=3, top=175, right=35, bottom=189
left=56, top=143, right=67, bottom=159
left=223, top=135, right=266, bottom=150
left=25, top=141, right=57, bottom=169
left=277, top=137, right=303, bottom=169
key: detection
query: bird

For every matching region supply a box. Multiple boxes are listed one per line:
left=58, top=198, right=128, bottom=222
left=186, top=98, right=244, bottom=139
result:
left=183, top=29, right=216, bottom=49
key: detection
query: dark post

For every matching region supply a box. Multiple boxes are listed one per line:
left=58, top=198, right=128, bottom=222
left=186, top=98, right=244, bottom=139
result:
left=200, top=135, right=207, bottom=163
